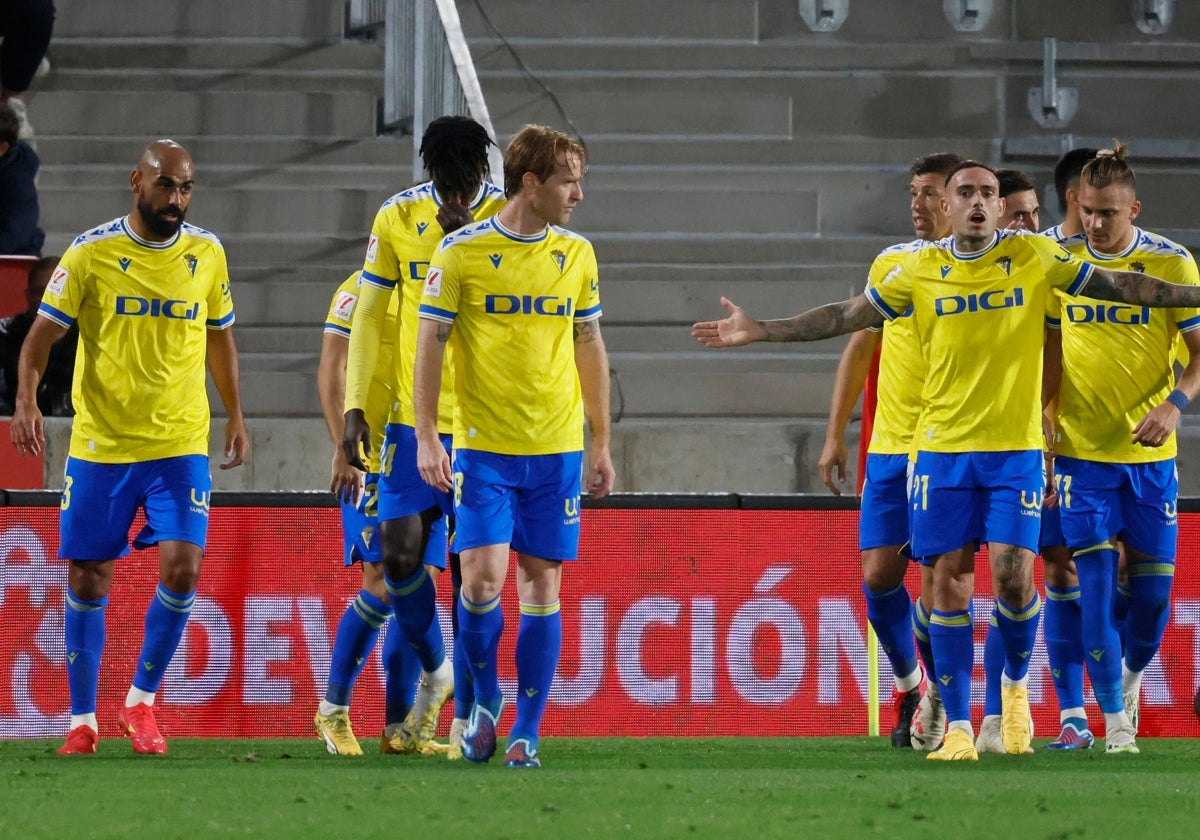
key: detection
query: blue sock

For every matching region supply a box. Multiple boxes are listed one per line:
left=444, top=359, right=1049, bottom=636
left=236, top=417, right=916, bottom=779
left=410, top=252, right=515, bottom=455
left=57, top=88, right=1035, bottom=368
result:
left=64, top=590, right=107, bottom=715
left=863, top=583, right=918, bottom=683
left=458, top=592, right=504, bottom=714
left=911, top=599, right=936, bottom=683
left=386, top=567, right=445, bottom=673
left=509, top=601, right=562, bottom=746
left=994, top=593, right=1041, bottom=681
left=382, top=615, right=421, bottom=725
left=982, top=607, right=1003, bottom=718
left=929, top=609, right=973, bottom=724
left=1043, top=585, right=1085, bottom=714
left=1125, top=557, right=1175, bottom=673
left=1114, top=582, right=1132, bottom=653
left=452, top=631, right=474, bottom=718
left=324, top=589, right=387, bottom=706
left=132, top=584, right=195, bottom=693
left=1075, top=547, right=1123, bottom=713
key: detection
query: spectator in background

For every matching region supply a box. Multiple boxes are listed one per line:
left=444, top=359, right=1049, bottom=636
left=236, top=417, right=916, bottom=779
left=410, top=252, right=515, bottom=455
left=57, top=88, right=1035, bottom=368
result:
left=0, top=255, right=73, bottom=416
left=0, top=99, right=44, bottom=256
left=0, top=0, right=56, bottom=143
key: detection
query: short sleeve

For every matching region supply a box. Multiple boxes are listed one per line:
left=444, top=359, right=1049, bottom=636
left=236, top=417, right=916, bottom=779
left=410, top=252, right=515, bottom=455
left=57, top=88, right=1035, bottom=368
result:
left=419, top=237, right=461, bottom=323
left=38, top=245, right=87, bottom=329
left=574, top=245, right=601, bottom=322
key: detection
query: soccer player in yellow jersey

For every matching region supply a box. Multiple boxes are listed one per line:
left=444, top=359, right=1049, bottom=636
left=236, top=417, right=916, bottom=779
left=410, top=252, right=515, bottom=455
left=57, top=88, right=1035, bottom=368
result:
left=9, top=140, right=248, bottom=756
left=819, top=152, right=960, bottom=752
left=1047, top=142, right=1200, bottom=753
left=414, top=124, right=614, bottom=767
left=314, top=272, right=449, bottom=755
left=694, top=160, right=1200, bottom=761
left=342, top=117, right=505, bottom=756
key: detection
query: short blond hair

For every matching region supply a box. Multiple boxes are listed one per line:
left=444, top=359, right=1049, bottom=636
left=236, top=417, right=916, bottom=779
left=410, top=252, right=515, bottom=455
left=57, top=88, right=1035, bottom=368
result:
left=503, top=124, right=586, bottom=199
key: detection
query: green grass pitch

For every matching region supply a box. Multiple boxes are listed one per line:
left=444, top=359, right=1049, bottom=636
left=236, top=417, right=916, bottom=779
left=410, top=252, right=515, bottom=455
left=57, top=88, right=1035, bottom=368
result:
left=2, top=737, right=1198, bottom=838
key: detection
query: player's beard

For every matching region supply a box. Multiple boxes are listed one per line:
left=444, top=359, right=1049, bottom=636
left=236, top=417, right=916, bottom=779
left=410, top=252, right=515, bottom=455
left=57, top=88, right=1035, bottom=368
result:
left=137, top=198, right=186, bottom=239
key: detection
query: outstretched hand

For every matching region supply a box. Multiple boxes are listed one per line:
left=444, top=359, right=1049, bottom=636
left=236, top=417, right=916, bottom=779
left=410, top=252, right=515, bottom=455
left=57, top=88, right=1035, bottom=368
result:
left=691, top=297, right=768, bottom=348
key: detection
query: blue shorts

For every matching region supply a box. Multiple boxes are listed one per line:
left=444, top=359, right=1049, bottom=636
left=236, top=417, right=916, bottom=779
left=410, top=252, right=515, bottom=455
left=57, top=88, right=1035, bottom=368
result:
left=1039, top=503, right=1065, bottom=550
left=59, top=455, right=212, bottom=560
left=1054, top=456, right=1177, bottom=559
left=340, top=472, right=383, bottom=566
left=378, top=423, right=454, bottom=521
left=451, top=449, right=583, bottom=561
left=911, top=449, right=1044, bottom=560
left=859, top=453, right=912, bottom=554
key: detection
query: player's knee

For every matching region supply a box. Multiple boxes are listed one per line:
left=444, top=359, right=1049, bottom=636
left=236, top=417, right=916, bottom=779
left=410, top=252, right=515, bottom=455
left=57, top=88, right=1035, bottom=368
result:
left=861, top=550, right=906, bottom=592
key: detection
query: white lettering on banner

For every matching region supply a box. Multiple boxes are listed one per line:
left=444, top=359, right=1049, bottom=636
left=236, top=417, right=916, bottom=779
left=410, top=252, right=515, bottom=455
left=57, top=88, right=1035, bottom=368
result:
left=243, top=596, right=295, bottom=704
left=0, top=525, right=68, bottom=737
left=1175, top=601, right=1200, bottom=694
left=817, top=598, right=866, bottom=704
left=161, top=598, right=232, bottom=705
left=298, top=596, right=332, bottom=698
left=549, top=597, right=606, bottom=705
left=617, top=596, right=681, bottom=704
left=690, top=597, right=717, bottom=704
left=727, top=567, right=805, bottom=705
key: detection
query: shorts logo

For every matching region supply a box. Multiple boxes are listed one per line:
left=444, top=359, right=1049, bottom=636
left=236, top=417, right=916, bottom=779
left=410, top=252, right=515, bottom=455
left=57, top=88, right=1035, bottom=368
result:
left=332, top=291, right=357, bottom=321
left=1019, top=490, right=1043, bottom=510
left=48, top=266, right=69, bottom=295
left=424, top=267, right=444, bottom=298
left=365, top=234, right=380, bottom=264
left=189, top=488, right=211, bottom=516
left=563, top=495, right=580, bottom=524
left=1165, top=500, right=1178, bottom=522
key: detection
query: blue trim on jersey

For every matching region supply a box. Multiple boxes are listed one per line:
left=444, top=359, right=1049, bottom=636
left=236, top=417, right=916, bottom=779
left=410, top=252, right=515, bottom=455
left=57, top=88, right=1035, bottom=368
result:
left=950, top=231, right=999, bottom=261
left=121, top=217, right=180, bottom=250
left=359, top=269, right=396, bottom=290
left=419, top=304, right=456, bottom=322
left=1046, top=316, right=1061, bottom=329
left=206, top=311, right=235, bottom=329
left=1084, top=235, right=1138, bottom=261
left=866, top=287, right=902, bottom=321
left=1177, top=314, right=1200, bottom=331
left=492, top=216, right=548, bottom=243
left=324, top=323, right=352, bottom=338
left=38, top=303, right=74, bottom=328
left=574, top=304, right=602, bottom=320
left=1066, top=262, right=1093, bottom=296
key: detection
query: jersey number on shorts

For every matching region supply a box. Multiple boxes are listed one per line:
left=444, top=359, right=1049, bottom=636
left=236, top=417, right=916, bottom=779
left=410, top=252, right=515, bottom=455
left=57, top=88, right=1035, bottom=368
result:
left=60, top=476, right=74, bottom=511
left=453, top=471, right=464, bottom=508
left=1054, top=473, right=1072, bottom=508
left=910, top=473, right=930, bottom=511
left=379, top=443, right=397, bottom=477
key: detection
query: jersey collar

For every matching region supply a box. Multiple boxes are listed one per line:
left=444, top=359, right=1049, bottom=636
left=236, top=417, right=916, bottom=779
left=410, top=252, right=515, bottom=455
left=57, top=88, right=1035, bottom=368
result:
left=431, top=181, right=493, bottom=211
left=121, top=216, right=181, bottom=250
left=949, top=229, right=999, bottom=261
left=492, top=214, right=548, bottom=243
left=1083, top=228, right=1140, bottom=261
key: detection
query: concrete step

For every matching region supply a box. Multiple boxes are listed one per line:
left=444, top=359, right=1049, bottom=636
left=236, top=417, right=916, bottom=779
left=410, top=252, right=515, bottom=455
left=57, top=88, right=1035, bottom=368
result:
left=1015, top=2, right=1200, bottom=42
left=50, top=37, right=383, bottom=71
left=38, top=185, right=394, bottom=236
left=235, top=325, right=325, bottom=354
left=28, top=90, right=377, bottom=138
left=457, top=0, right=759, bottom=42
left=33, top=136, right=414, bottom=168
left=52, top=0, right=344, bottom=39
left=41, top=67, right=383, bottom=94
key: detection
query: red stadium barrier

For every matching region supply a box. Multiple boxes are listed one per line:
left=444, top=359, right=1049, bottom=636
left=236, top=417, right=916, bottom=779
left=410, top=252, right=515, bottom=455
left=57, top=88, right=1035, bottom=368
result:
left=1, top=495, right=1198, bottom=739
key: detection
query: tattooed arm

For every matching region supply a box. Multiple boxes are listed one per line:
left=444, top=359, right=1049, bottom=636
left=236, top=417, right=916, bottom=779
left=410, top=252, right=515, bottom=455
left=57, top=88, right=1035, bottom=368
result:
left=1080, top=267, right=1200, bottom=308
left=692, top=294, right=885, bottom=348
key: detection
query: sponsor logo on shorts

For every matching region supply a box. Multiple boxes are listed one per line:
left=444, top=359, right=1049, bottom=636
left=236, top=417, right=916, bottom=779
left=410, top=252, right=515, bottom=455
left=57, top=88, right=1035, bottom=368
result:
left=564, top=495, right=580, bottom=525
left=189, top=488, right=211, bottom=517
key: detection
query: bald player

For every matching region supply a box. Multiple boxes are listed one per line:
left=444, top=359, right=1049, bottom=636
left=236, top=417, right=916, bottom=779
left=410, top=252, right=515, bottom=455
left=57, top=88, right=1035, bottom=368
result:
left=10, top=139, right=248, bottom=756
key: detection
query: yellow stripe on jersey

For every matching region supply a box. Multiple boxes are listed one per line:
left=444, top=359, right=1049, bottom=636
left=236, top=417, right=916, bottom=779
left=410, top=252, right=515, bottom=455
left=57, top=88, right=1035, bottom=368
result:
left=39, top=217, right=234, bottom=463
left=867, top=229, right=1092, bottom=453
left=1048, top=228, right=1200, bottom=463
left=419, top=215, right=601, bottom=456
left=347, top=181, right=506, bottom=432
left=865, top=239, right=932, bottom=455
left=325, top=272, right=398, bottom=470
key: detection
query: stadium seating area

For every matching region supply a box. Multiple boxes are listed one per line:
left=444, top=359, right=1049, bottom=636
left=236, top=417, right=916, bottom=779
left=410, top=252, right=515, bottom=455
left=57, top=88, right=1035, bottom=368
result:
left=28, top=0, right=1200, bottom=491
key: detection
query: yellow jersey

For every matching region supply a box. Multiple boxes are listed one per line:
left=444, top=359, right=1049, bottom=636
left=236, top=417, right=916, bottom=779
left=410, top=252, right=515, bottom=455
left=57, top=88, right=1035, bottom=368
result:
left=868, top=230, right=1092, bottom=453
left=346, top=181, right=506, bottom=432
left=324, top=272, right=398, bottom=471
left=865, top=239, right=932, bottom=455
left=419, top=215, right=602, bottom=455
left=1050, top=228, right=1200, bottom=462
left=39, top=216, right=234, bottom=463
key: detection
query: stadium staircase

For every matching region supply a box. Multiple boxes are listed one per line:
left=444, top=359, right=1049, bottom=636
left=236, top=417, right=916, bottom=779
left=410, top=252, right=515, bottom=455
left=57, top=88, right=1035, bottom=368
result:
left=29, top=0, right=1200, bottom=492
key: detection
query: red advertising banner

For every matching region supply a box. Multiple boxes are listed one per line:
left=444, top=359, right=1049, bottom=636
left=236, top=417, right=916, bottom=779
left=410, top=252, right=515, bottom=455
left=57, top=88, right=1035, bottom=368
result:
left=1, top=503, right=1198, bottom=739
